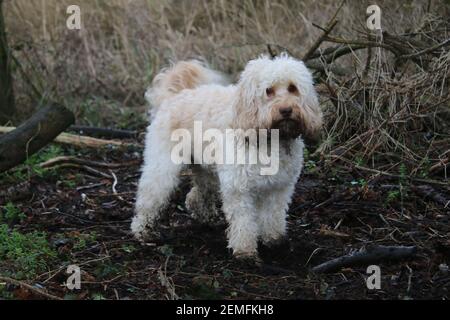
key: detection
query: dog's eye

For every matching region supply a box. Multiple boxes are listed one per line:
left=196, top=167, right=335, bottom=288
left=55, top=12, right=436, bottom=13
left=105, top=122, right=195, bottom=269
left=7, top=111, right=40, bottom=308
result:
left=266, top=87, right=275, bottom=97
left=288, top=84, right=298, bottom=94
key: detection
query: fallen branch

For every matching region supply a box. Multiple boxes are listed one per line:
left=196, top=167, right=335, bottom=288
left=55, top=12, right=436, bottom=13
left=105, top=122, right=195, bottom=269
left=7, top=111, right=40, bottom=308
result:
left=68, top=125, right=137, bottom=139
left=0, top=275, right=62, bottom=300
left=0, top=126, right=137, bottom=148
left=411, top=185, right=449, bottom=208
left=0, top=104, right=74, bottom=173
left=52, top=163, right=113, bottom=179
left=312, top=245, right=417, bottom=274
left=319, top=225, right=350, bottom=238
left=430, top=157, right=449, bottom=174
left=39, top=156, right=140, bottom=169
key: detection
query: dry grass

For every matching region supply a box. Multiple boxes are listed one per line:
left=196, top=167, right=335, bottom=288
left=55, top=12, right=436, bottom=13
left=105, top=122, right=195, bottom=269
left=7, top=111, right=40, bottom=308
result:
left=3, top=0, right=437, bottom=105
left=3, top=0, right=450, bottom=174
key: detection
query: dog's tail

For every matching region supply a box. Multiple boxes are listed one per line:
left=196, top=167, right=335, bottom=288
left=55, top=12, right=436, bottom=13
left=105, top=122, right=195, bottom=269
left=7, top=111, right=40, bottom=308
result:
left=145, top=60, right=227, bottom=118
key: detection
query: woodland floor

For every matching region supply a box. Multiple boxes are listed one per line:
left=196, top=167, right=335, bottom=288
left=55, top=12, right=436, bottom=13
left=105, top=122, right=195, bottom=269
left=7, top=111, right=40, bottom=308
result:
left=0, top=143, right=449, bottom=300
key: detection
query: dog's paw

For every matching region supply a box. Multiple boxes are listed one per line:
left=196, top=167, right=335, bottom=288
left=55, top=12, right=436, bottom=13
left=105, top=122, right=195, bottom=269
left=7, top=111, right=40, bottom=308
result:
left=133, top=228, right=161, bottom=243
left=131, top=217, right=160, bottom=243
left=261, top=236, right=289, bottom=248
left=259, top=237, right=291, bottom=262
left=233, top=251, right=262, bottom=267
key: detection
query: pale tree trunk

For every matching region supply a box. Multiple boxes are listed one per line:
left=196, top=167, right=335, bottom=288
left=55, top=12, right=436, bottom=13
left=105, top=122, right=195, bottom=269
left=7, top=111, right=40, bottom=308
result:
left=0, top=0, right=16, bottom=124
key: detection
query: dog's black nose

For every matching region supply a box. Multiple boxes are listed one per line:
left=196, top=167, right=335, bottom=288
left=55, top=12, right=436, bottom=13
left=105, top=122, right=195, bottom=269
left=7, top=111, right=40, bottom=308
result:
left=279, top=107, right=293, bottom=118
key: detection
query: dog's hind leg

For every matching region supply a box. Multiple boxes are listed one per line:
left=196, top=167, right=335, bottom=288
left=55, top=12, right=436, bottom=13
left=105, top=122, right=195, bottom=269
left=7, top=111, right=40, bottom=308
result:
left=185, top=166, right=220, bottom=224
left=131, top=131, right=182, bottom=241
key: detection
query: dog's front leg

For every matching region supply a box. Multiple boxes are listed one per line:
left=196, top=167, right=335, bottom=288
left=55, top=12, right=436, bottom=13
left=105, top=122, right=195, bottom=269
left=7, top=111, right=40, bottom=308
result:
left=221, top=189, right=259, bottom=259
left=256, top=186, right=294, bottom=245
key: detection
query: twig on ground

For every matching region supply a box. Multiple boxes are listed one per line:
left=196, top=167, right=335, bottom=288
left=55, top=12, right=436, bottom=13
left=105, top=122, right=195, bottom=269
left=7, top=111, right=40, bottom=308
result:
left=76, top=182, right=108, bottom=191
left=312, top=245, right=417, bottom=274
left=430, top=157, right=449, bottom=174
left=39, top=156, right=140, bottom=169
left=110, top=170, right=118, bottom=194
left=0, top=275, right=62, bottom=300
left=52, top=163, right=113, bottom=179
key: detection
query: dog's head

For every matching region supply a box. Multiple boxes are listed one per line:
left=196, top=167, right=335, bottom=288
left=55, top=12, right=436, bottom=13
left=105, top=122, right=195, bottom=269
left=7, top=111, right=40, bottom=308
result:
left=232, top=54, right=323, bottom=142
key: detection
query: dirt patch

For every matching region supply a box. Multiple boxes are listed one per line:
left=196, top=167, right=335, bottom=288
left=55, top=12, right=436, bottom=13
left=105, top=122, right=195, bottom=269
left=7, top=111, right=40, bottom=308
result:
left=0, top=146, right=449, bottom=300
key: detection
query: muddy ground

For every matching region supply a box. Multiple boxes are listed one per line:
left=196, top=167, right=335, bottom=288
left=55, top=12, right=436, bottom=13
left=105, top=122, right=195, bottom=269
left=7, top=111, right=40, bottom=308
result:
left=0, top=144, right=449, bottom=300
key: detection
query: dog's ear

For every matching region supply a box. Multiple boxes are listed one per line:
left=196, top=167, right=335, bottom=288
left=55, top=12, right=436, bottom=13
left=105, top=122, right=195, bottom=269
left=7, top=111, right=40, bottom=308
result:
left=300, top=88, right=323, bottom=145
left=232, top=59, right=265, bottom=130
left=232, top=80, right=259, bottom=130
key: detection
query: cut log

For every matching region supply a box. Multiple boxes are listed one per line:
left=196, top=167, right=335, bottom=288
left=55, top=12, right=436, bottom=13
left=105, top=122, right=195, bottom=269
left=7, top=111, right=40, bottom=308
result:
left=0, top=126, right=137, bottom=148
left=0, top=103, right=74, bottom=173
left=312, top=245, right=417, bottom=274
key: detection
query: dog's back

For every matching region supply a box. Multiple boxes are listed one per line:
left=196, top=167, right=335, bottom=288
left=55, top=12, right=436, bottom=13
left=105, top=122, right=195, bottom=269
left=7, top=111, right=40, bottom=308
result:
left=145, top=60, right=228, bottom=120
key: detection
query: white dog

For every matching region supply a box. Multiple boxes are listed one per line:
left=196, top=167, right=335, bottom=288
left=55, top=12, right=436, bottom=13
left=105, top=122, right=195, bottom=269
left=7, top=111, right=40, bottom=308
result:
left=131, top=54, right=322, bottom=260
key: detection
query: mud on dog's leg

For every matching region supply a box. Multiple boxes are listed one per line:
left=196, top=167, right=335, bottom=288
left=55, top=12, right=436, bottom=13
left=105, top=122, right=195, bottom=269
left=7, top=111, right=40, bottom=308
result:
left=185, top=167, right=220, bottom=223
left=132, top=160, right=182, bottom=241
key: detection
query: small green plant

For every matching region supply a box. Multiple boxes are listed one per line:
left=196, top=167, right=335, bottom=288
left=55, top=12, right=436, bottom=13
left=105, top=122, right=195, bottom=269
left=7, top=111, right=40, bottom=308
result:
left=305, top=160, right=317, bottom=172
left=0, top=145, right=64, bottom=183
left=73, top=232, right=98, bottom=251
left=384, top=163, right=409, bottom=207
left=1, top=202, right=26, bottom=223
left=355, top=156, right=365, bottom=166
left=303, top=148, right=310, bottom=161
left=62, top=179, right=77, bottom=188
left=398, top=163, right=408, bottom=183
left=350, top=179, right=367, bottom=187
left=0, top=224, right=57, bottom=279
left=73, top=238, right=87, bottom=251
left=92, top=293, right=107, bottom=300
left=358, top=178, right=368, bottom=187
left=303, top=148, right=318, bottom=173
left=121, top=244, right=136, bottom=253
left=0, top=283, right=13, bottom=299
left=94, top=262, right=121, bottom=280
left=386, top=190, right=400, bottom=204
left=419, top=157, right=431, bottom=178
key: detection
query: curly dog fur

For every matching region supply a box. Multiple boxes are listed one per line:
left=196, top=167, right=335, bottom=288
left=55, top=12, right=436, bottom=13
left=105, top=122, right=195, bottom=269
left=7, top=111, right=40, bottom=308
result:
left=131, top=54, right=322, bottom=260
